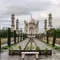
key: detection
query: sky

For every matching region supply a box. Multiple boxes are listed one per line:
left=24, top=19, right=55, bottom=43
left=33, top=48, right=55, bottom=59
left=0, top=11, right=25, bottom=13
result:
left=0, top=0, right=60, bottom=33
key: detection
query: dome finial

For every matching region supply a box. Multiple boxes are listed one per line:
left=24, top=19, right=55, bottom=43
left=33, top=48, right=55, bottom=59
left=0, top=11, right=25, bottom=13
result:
left=31, top=14, right=32, bottom=19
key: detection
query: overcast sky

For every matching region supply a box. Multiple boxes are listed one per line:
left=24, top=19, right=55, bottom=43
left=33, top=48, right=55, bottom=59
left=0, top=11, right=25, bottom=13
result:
left=0, top=0, right=60, bottom=33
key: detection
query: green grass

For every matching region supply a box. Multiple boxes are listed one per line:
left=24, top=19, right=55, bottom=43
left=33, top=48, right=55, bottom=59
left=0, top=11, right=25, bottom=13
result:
left=52, top=46, right=60, bottom=52
left=47, top=43, right=60, bottom=52
left=2, top=46, right=9, bottom=49
left=2, top=43, right=17, bottom=50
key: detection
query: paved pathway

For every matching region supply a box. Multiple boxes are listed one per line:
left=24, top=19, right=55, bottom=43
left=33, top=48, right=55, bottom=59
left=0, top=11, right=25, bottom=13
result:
left=33, top=38, right=51, bottom=50
left=12, top=38, right=29, bottom=50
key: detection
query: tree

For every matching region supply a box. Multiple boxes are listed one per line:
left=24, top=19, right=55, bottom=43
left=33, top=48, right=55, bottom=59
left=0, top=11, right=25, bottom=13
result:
left=14, top=30, right=16, bottom=44
left=0, top=34, right=1, bottom=52
left=52, top=29, right=56, bottom=47
left=46, top=31, right=49, bottom=44
left=8, top=28, right=11, bottom=47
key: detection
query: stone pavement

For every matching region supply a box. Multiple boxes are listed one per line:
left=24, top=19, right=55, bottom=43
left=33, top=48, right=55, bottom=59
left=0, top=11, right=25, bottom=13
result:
left=33, top=38, right=51, bottom=50
left=12, top=38, right=29, bottom=50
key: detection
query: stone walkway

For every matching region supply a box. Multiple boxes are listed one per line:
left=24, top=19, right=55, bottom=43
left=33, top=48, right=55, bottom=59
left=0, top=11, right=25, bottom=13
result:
left=33, top=38, right=51, bottom=50
left=12, top=38, right=29, bottom=50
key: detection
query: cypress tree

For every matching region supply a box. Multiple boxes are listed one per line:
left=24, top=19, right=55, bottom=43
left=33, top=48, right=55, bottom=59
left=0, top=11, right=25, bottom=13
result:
left=52, top=29, right=56, bottom=47
left=8, top=28, right=11, bottom=47
left=14, top=30, right=16, bottom=44
left=0, top=34, right=1, bottom=52
left=46, top=31, right=49, bottom=44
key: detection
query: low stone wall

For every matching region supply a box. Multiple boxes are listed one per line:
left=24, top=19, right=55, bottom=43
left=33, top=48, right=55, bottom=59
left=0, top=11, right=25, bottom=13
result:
left=9, top=50, right=52, bottom=55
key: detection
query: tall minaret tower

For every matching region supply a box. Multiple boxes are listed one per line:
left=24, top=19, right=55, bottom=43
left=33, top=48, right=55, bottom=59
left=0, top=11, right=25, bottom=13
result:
left=44, top=19, right=47, bottom=34
left=24, top=20, right=28, bottom=33
left=11, top=14, right=15, bottom=32
left=16, top=19, right=19, bottom=34
left=36, top=20, right=39, bottom=34
left=48, top=13, right=52, bottom=29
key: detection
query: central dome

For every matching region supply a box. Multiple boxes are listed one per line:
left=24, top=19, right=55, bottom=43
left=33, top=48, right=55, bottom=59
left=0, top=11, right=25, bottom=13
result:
left=29, top=18, right=35, bottom=24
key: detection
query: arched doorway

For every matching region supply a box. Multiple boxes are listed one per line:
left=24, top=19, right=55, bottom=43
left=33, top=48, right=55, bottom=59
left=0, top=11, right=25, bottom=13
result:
left=29, top=27, right=34, bottom=34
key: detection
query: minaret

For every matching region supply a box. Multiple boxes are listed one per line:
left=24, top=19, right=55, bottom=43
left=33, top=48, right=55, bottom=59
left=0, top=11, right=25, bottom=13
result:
left=48, top=13, right=52, bottom=29
left=16, top=19, right=19, bottom=34
left=44, top=19, right=47, bottom=34
left=24, top=20, right=28, bottom=33
left=36, top=20, right=39, bottom=34
left=11, top=14, right=15, bottom=32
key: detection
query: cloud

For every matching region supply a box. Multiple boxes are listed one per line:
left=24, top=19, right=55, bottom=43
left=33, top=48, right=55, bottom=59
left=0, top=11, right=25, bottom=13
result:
left=51, top=0, right=60, bottom=5
left=0, top=0, right=52, bottom=20
left=0, top=5, right=31, bottom=19
left=0, top=0, right=52, bottom=11
left=5, top=6, right=31, bottom=15
left=51, top=0, right=60, bottom=7
left=27, top=1, right=52, bottom=11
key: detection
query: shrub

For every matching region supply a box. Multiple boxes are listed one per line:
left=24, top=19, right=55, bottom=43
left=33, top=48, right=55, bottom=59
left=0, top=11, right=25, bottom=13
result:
left=36, top=46, right=40, bottom=50
left=45, top=48, right=48, bottom=50
left=18, top=45, right=21, bottom=50
left=44, top=47, right=48, bottom=53
left=2, top=46, right=8, bottom=49
left=9, top=46, right=13, bottom=54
